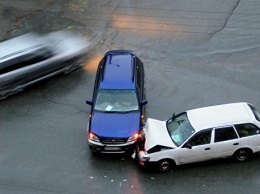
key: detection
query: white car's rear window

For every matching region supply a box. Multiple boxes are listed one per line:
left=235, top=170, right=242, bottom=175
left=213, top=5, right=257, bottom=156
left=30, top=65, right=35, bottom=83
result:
left=248, top=104, right=260, bottom=122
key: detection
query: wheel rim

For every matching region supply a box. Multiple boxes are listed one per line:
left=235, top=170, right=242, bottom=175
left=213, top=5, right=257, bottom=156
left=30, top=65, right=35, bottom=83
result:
left=159, top=160, right=171, bottom=171
left=236, top=149, right=248, bottom=161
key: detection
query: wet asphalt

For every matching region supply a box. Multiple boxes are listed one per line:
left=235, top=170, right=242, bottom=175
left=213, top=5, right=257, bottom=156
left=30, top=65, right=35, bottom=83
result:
left=0, top=0, right=260, bottom=193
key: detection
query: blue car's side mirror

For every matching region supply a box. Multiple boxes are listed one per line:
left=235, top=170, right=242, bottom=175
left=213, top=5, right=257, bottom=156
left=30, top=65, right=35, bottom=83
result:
left=86, top=100, right=93, bottom=106
left=140, top=100, right=148, bottom=106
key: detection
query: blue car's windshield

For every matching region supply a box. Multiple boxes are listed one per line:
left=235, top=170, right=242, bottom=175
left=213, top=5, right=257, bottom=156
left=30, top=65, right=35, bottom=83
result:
left=166, top=113, right=195, bottom=146
left=94, top=89, right=139, bottom=112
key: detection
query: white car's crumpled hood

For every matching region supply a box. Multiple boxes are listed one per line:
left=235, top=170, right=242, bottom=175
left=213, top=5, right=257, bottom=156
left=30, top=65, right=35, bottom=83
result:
left=144, top=118, right=176, bottom=151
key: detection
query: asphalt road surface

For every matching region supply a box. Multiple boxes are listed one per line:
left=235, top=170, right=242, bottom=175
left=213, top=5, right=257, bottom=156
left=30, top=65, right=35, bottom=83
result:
left=0, top=0, right=260, bottom=193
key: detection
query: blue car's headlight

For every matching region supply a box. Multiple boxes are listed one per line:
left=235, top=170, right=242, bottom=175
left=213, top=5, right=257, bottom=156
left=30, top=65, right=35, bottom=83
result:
left=89, top=132, right=100, bottom=142
left=127, top=132, right=139, bottom=142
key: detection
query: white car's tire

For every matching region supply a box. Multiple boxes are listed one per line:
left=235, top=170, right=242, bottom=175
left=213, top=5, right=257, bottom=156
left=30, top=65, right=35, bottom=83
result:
left=233, top=148, right=252, bottom=162
left=158, top=159, right=175, bottom=172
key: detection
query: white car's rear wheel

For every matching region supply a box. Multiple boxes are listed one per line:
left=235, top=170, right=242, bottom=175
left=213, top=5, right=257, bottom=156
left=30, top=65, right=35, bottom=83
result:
left=233, top=148, right=252, bottom=162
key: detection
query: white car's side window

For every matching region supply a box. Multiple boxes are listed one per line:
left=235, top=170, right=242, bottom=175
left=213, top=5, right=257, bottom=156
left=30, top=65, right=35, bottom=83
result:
left=214, top=126, right=238, bottom=143
left=187, top=129, right=212, bottom=146
left=235, top=123, right=260, bottom=138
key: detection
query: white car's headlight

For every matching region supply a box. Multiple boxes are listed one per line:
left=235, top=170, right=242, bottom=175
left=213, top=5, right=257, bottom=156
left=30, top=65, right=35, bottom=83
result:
left=142, top=155, right=150, bottom=161
left=89, top=132, right=100, bottom=142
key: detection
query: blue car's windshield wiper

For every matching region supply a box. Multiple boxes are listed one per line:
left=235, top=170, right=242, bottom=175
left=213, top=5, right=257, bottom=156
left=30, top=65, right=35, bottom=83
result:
left=120, top=110, right=138, bottom=113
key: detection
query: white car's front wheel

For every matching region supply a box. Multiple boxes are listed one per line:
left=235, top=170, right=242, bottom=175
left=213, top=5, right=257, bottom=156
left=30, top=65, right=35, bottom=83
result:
left=158, top=159, right=175, bottom=172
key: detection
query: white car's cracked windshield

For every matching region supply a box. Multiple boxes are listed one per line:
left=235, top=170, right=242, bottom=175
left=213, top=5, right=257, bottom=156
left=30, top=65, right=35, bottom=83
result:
left=167, top=113, right=195, bottom=146
left=94, top=89, right=139, bottom=112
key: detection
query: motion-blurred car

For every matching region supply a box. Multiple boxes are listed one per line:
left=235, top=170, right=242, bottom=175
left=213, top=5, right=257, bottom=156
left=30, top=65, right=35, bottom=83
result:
left=136, top=102, right=260, bottom=171
left=86, top=50, right=148, bottom=154
left=0, top=30, right=91, bottom=100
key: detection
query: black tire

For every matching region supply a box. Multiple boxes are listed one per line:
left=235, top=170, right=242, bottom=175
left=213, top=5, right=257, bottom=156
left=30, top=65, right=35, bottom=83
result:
left=233, top=148, right=252, bottom=162
left=158, top=159, right=174, bottom=172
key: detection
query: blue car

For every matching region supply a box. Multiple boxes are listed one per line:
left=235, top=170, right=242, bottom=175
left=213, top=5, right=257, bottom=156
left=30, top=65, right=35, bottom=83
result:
left=86, top=50, right=148, bottom=154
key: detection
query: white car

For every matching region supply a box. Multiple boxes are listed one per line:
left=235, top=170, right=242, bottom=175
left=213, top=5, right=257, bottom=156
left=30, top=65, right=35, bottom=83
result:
left=137, top=102, right=260, bottom=172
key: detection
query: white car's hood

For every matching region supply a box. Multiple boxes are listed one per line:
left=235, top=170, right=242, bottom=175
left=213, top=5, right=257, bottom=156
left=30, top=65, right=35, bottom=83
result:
left=144, top=118, right=176, bottom=151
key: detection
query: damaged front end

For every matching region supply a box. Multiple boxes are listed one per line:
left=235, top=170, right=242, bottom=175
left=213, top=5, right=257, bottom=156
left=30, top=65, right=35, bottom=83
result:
left=134, top=118, right=176, bottom=167
left=135, top=142, right=173, bottom=167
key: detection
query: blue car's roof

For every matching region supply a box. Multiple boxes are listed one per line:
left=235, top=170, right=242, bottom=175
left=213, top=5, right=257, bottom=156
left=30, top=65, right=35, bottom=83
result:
left=99, top=50, right=136, bottom=90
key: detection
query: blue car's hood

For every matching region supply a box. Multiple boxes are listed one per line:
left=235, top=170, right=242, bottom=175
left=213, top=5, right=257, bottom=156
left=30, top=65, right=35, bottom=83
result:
left=90, top=112, right=140, bottom=138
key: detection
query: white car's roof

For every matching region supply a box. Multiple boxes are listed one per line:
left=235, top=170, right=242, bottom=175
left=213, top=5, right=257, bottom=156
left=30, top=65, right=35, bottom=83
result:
left=187, top=102, right=254, bottom=130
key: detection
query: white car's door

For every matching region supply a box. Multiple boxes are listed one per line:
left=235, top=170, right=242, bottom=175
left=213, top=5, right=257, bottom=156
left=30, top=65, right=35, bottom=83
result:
left=179, top=129, right=212, bottom=164
left=211, top=126, right=240, bottom=158
left=179, top=144, right=212, bottom=164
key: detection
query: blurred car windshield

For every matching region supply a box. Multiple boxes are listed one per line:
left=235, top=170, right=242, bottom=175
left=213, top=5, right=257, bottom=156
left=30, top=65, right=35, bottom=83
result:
left=94, top=89, right=139, bottom=112
left=166, top=113, right=195, bottom=146
left=0, top=47, right=53, bottom=75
